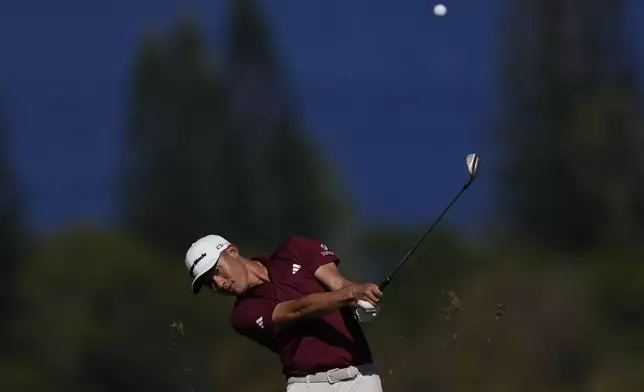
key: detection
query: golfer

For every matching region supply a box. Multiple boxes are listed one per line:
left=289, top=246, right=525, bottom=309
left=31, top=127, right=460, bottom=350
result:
left=184, top=234, right=384, bottom=391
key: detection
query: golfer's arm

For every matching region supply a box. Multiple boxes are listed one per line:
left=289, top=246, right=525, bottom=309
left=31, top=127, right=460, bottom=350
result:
left=272, top=289, right=354, bottom=332
left=314, top=262, right=356, bottom=291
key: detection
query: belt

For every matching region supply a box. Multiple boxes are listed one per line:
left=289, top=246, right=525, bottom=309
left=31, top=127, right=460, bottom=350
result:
left=287, top=363, right=375, bottom=385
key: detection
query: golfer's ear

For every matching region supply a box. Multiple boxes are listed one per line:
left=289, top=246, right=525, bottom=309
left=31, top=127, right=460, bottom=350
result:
left=225, top=245, right=239, bottom=257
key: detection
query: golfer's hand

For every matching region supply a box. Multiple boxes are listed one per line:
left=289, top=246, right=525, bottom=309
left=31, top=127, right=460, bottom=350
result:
left=349, top=283, right=383, bottom=307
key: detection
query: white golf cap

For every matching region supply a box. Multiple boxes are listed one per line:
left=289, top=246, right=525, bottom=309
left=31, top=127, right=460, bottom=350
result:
left=184, top=235, right=231, bottom=294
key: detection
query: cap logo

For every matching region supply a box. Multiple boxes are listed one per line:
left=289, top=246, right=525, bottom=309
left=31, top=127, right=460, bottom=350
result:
left=189, top=253, right=207, bottom=277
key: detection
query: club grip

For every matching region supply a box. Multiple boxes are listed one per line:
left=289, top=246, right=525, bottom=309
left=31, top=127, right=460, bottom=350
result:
left=379, top=277, right=391, bottom=291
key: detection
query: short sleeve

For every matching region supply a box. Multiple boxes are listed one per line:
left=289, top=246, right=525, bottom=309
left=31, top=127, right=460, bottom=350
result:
left=291, top=236, right=340, bottom=276
left=230, top=297, right=279, bottom=343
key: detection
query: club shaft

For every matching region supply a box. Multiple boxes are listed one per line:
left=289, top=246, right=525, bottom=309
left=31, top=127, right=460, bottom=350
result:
left=379, top=179, right=473, bottom=291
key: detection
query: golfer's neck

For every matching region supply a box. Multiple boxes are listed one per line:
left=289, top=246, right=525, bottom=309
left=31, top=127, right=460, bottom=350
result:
left=246, top=259, right=270, bottom=287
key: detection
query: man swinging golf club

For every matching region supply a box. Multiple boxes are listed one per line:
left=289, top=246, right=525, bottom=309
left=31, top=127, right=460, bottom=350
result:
left=182, top=154, right=480, bottom=391
left=184, top=235, right=385, bottom=391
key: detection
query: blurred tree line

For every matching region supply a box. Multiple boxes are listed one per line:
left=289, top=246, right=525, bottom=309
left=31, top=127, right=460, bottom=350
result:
left=1, top=0, right=644, bottom=391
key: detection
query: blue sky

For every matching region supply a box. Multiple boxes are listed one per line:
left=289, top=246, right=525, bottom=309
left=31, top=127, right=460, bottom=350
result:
left=1, top=0, right=642, bottom=232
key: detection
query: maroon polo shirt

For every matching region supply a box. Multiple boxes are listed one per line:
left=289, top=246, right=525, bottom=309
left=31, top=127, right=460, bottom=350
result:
left=229, top=236, right=373, bottom=377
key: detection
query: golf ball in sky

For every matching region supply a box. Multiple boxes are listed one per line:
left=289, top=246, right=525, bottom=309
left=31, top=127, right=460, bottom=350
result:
left=434, top=4, right=447, bottom=16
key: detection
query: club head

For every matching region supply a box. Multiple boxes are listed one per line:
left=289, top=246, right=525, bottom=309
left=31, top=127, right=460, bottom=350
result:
left=466, top=153, right=481, bottom=179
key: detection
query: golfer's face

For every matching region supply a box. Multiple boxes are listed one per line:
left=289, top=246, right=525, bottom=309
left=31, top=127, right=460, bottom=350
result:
left=206, top=255, right=245, bottom=296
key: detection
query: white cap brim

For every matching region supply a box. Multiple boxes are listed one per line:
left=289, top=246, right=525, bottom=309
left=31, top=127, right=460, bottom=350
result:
left=191, top=255, right=219, bottom=294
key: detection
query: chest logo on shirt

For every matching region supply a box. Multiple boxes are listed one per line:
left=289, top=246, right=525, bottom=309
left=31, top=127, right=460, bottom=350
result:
left=292, top=263, right=301, bottom=274
left=255, top=316, right=264, bottom=329
left=320, top=244, right=335, bottom=257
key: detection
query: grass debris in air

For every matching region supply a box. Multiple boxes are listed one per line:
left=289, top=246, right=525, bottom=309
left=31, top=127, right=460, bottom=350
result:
left=440, top=289, right=460, bottom=321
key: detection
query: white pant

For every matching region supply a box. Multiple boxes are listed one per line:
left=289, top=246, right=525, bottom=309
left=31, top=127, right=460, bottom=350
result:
left=286, top=365, right=383, bottom=392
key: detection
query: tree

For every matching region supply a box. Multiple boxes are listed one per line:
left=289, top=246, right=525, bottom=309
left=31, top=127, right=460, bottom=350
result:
left=3, top=226, right=241, bottom=391
left=0, top=94, right=25, bottom=343
left=120, top=3, right=357, bottom=257
left=495, top=0, right=644, bottom=251
left=224, top=0, right=355, bottom=248
left=258, top=117, right=352, bottom=246
left=119, top=18, right=237, bottom=255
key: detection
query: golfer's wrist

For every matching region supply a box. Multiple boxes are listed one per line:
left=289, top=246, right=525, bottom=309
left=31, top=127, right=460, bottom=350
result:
left=337, top=286, right=357, bottom=305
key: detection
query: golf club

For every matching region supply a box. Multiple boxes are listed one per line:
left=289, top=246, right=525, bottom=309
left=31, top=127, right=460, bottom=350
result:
left=378, top=153, right=481, bottom=291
